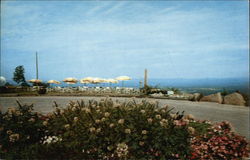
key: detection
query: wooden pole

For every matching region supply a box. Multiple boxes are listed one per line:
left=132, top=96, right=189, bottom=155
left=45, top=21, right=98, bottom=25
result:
left=144, top=69, right=147, bottom=88
left=0, top=47, right=1, bottom=76
left=36, top=52, right=38, bottom=79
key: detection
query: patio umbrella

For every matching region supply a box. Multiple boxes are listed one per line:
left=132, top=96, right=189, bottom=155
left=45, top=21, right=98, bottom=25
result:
left=48, top=80, right=61, bottom=88
left=63, top=77, right=78, bottom=83
left=80, top=79, right=91, bottom=83
left=115, top=76, right=131, bottom=87
left=92, top=77, right=103, bottom=83
left=28, top=79, right=42, bottom=83
left=80, top=79, right=91, bottom=87
left=28, top=79, right=42, bottom=87
left=91, top=78, right=103, bottom=87
left=82, top=77, right=94, bottom=81
left=63, top=78, right=78, bottom=88
left=48, top=80, right=60, bottom=84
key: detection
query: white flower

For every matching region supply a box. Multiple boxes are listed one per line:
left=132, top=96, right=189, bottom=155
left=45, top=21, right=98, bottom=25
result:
left=147, top=118, right=153, bottom=123
left=188, top=127, right=195, bottom=134
left=161, top=119, right=168, bottom=123
left=125, top=129, right=131, bottom=134
left=139, top=141, right=144, bottom=146
left=96, top=128, right=101, bottom=133
left=85, top=108, right=91, bottom=113
left=9, top=133, right=20, bottom=142
left=118, top=119, right=124, bottom=124
left=7, top=130, right=12, bottom=135
left=104, top=112, right=110, bottom=117
left=170, top=113, right=177, bottom=119
left=101, top=117, right=106, bottom=122
left=160, top=119, right=168, bottom=127
left=116, top=143, right=129, bottom=158
left=109, top=123, right=115, bottom=128
left=43, top=121, right=48, bottom=126
left=42, top=136, right=62, bottom=144
left=155, top=114, right=161, bottom=119
left=107, top=146, right=112, bottom=151
left=140, top=110, right=146, bottom=114
left=89, top=127, right=96, bottom=133
left=95, top=119, right=101, bottom=124
left=142, top=130, right=147, bottom=135
left=185, top=114, right=195, bottom=120
left=64, top=124, right=70, bottom=130
left=73, top=117, right=79, bottom=122
left=81, top=108, right=90, bottom=113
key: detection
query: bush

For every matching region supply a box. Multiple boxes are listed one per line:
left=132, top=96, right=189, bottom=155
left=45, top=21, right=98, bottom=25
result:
left=0, top=98, right=249, bottom=159
left=0, top=101, right=46, bottom=159
left=40, top=98, right=191, bottom=159
left=189, top=121, right=249, bottom=160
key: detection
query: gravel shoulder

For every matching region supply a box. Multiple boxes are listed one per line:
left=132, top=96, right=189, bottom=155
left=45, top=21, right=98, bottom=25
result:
left=0, top=96, right=249, bottom=139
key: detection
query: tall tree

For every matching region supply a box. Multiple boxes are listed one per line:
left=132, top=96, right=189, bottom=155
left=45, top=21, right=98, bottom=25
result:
left=13, top=65, right=26, bottom=84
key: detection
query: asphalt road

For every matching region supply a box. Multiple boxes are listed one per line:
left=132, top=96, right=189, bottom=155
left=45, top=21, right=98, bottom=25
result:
left=0, top=96, right=249, bottom=139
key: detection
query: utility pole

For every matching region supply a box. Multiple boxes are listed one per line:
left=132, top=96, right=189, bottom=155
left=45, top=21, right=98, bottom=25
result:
left=144, top=69, right=148, bottom=88
left=36, top=52, right=38, bottom=79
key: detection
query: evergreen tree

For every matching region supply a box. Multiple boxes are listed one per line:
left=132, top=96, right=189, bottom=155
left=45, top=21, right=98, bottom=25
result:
left=13, top=65, right=26, bottom=84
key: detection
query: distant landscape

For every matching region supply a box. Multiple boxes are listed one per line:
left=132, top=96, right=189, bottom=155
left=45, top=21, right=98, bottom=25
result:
left=5, top=77, right=248, bottom=96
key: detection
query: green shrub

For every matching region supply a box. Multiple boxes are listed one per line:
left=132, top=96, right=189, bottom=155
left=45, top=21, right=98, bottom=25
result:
left=0, top=101, right=46, bottom=159
left=0, top=98, right=249, bottom=159
left=40, top=98, right=191, bottom=159
left=189, top=121, right=249, bottom=159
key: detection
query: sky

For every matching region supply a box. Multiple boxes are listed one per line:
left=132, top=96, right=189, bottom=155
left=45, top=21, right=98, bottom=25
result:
left=0, top=0, right=249, bottom=82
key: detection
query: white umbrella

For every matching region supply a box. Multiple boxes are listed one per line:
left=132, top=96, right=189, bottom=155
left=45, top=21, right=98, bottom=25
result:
left=115, top=76, right=131, bottom=87
left=48, top=80, right=61, bottom=88
left=63, top=77, right=78, bottom=83
left=115, top=76, right=131, bottom=81
left=91, top=78, right=104, bottom=87
left=48, top=80, right=60, bottom=84
left=28, top=79, right=42, bottom=83
left=63, top=78, right=78, bottom=88
left=80, top=79, right=91, bottom=83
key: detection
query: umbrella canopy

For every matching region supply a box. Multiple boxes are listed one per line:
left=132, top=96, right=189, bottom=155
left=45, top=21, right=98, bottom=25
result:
left=92, top=77, right=103, bottom=84
left=28, top=79, right=42, bottom=83
left=66, top=82, right=77, bottom=84
left=80, top=79, right=91, bottom=84
left=106, top=78, right=119, bottom=83
left=63, top=77, right=78, bottom=83
left=115, top=76, right=131, bottom=81
left=48, top=80, right=60, bottom=84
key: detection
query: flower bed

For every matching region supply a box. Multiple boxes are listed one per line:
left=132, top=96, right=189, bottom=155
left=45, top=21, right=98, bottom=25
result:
left=0, top=98, right=249, bottom=159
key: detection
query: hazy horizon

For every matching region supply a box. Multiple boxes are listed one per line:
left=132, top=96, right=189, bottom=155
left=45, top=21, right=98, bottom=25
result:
left=1, top=1, right=249, bottom=81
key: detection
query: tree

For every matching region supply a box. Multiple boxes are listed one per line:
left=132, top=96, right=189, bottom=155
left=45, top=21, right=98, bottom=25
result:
left=13, top=65, right=26, bottom=85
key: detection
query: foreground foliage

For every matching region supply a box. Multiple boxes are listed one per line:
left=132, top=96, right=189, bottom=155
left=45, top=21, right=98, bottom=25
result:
left=0, top=98, right=249, bottom=159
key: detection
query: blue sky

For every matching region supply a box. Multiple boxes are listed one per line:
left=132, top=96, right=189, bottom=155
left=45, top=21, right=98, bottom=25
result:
left=0, top=1, right=249, bottom=82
